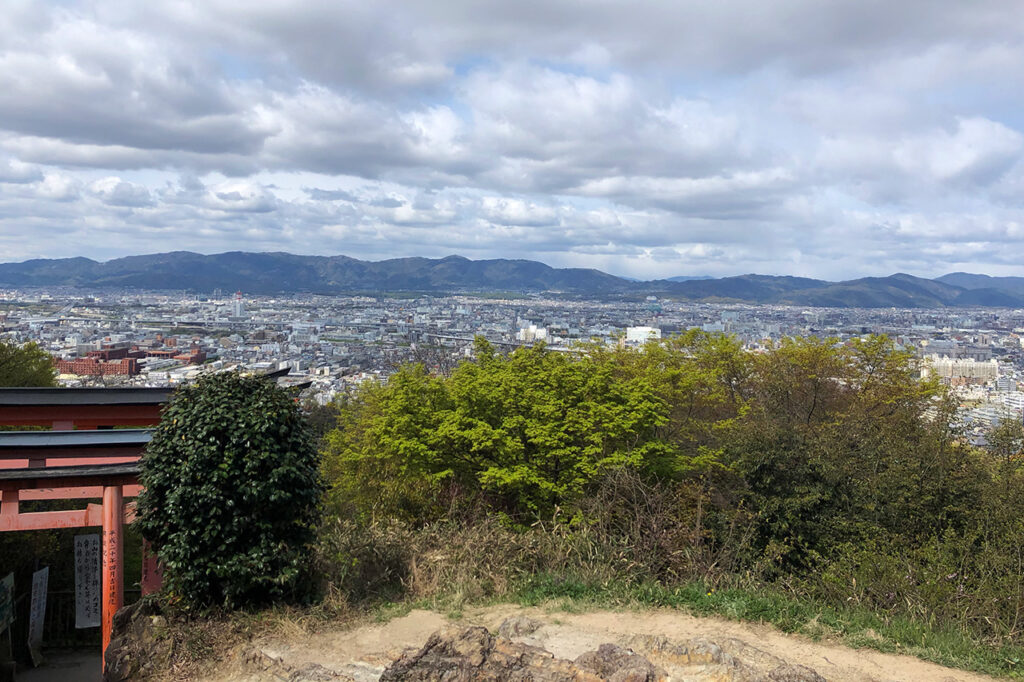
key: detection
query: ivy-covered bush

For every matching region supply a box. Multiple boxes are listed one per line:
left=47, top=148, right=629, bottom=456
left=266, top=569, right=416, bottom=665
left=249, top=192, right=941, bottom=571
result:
left=136, top=372, right=323, bottom=609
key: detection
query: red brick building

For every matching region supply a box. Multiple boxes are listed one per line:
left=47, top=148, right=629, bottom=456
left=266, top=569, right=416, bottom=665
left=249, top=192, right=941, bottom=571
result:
left=54, top=357, right=140, bottom=376
left=173, top=348, right=207, bottom=365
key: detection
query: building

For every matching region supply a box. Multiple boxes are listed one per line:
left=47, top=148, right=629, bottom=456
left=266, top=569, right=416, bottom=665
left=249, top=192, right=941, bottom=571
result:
left=54, top=357, right=139, bottom=376
left=232, top=292, right=245, bottom=318
left=922, top=354, right=999, bottom=382
left=173, top=348, right=207, bottom=365
left=625, top=326, right=661, bottom=344
left=518, top=325, right=548, bottom=343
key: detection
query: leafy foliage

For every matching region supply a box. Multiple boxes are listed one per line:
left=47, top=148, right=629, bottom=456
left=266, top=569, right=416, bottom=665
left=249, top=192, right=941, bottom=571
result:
left=321, top=332, right=1024, bottom=650
left=0, top=340, right=56, bottom=387
left=136, top=372, right=323, bottom=609
left=325, top=338, right=672, bottom=519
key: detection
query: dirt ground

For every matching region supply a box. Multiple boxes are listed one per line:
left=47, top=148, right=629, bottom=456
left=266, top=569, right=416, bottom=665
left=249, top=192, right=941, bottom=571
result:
left=16, top=650, right=102, bottom=682
left=208, top=604, right=999, bottom=682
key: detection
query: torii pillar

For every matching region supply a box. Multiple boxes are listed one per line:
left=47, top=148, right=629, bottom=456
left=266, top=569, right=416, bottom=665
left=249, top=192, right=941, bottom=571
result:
left=101, top=485, right=123, bottom=669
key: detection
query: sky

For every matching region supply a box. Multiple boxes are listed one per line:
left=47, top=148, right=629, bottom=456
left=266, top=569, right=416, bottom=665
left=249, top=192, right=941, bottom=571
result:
left=0, top=1, right=1022, bottom=281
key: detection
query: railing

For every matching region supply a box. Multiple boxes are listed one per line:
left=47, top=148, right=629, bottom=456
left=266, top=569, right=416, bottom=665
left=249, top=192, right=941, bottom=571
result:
left=7, top=588, right=142, bottom=661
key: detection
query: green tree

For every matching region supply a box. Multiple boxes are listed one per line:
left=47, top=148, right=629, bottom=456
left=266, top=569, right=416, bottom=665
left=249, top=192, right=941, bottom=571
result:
left=987, top=415, right=1024, bottom=467
left=324, top=338, right=669, bottom=520
left=726, top=335, right=968, bottom=573
left=135, top=372, right=323, bottom=609
left=0, top=340, right=56, bottom=387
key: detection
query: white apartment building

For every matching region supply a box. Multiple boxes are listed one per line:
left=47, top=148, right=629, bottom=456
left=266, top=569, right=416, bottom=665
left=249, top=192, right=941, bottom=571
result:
left=922, top=354, right=998, bottom=381
left=518, top=324, right=548, bottom=343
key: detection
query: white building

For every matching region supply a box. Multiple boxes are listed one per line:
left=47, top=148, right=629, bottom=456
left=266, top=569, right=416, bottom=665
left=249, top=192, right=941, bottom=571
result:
left=922, top=354, right=998, bottom=381
left=518, top=325, right=548, bottom=343
left=1002, top=392, right=1024, bottom=413
left=625, top=326, right=662, bottom=344
left=231, top=292, right=245, bottom=318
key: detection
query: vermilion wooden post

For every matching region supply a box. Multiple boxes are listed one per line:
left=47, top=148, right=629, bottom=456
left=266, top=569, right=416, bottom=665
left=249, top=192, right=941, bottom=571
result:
left=140, top=540, right=163, bottom=596
left=101, top=485, right=123, bottom=670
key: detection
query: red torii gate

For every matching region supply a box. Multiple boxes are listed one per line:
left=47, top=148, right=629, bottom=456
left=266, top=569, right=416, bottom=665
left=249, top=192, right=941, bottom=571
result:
left=0, top=388, right=169, bottom=671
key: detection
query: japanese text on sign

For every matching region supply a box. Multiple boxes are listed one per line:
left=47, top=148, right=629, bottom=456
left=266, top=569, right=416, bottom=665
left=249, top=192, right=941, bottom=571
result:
left=75, top=534, right=101, bottom=629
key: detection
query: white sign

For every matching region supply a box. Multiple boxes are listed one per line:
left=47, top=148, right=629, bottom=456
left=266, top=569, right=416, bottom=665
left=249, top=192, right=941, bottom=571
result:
left=28, top=566, right=48, bottom=665
left=74, top=534, right=101, bottom=629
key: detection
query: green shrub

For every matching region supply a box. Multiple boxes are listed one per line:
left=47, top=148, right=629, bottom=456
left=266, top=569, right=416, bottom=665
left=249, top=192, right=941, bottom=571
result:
left=0, top=339, right=56, bottom=387
left=136, top=372, right=323, bottom=609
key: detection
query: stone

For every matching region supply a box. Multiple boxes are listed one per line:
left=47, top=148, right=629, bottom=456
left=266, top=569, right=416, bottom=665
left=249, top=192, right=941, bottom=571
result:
left=574, top=643, right=666, bottom=682
left=242, top=647, right=356, bottom=681
left=625, top=634, right=826, bottom=682
left=104, top=599, right=172, bottom=682
left=379, top=625, right=608, bottom=681
left=496, top=615, right=544, bottom=639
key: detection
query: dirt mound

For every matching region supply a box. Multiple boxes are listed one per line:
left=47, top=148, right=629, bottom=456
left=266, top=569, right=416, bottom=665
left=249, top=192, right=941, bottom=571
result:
left=200, top=605, right=995, bottom=682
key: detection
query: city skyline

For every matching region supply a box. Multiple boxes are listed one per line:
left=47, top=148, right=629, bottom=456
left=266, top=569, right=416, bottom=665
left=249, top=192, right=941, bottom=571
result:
left=0, top=1, right=1023, bottom=280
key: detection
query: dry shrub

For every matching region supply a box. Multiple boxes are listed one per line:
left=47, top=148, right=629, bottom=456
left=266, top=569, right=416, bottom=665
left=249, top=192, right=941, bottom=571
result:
left=318, top=509, right=549, bottom=604
left=318, top=516, right=416, bottom=603
left=317, top=468, right=758, bottom=607
left=576, top=468, right=755, bottom=584
left=402, top=516, right=544, bottom=600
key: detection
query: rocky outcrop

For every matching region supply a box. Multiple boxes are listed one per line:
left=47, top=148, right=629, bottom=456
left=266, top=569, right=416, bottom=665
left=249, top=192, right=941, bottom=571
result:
left=379, top=625, right=666, bottom=681
left=574, top=643, right=666, bottom=681
left=374, top=622, right=826, bottom=682
left=625, top=634, right=825, bottom=682
left=109, top=605, right=830, bottom=682
left=103, top=600, right=173, bottom=682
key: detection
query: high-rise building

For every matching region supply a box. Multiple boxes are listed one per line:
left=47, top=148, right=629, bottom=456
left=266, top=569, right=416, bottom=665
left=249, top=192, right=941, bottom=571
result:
left=232, top=292, right=245, bottom=318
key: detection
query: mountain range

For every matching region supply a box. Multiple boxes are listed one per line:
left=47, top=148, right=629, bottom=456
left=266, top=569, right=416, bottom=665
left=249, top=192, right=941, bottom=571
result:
left=1, top=252, right=1023, bottom=308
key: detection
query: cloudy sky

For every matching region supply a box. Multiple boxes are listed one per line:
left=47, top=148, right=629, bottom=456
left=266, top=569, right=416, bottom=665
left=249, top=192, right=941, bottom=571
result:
left=0, top=1, right=1022, bottom=280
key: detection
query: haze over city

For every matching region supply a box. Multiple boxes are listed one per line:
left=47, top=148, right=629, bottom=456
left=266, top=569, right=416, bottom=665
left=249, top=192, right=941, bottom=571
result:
left=0, top=1, right=1022, bottom=280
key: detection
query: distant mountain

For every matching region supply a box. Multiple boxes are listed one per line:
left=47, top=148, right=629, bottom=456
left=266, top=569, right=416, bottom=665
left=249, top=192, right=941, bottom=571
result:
left=650, top=274, right=826, bottom=302
left=0, top=252, right=1022, bottom=307
left=936, top=272, right=1024, bottom=296
left=665, top=275, right=714, bottom=282
left=0, top=252, right=629, bottom=295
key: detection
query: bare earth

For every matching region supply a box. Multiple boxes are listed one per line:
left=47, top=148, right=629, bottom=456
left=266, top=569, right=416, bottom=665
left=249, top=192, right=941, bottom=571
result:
left=207, top=604, right=998, bottom=682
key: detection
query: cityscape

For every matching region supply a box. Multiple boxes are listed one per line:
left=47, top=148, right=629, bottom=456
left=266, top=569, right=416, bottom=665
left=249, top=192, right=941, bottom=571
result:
left=4, top=285, right=1024, bottom=444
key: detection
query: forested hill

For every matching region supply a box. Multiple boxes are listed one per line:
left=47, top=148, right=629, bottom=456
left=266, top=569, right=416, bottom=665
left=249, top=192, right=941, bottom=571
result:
left=0, top=251, right=1022, bottom=307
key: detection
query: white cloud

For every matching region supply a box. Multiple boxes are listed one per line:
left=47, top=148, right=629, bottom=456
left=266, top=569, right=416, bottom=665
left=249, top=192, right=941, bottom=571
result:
left=0, top=0, right=1022, bottom=280
left=893, top=117, right=1023, bottom=184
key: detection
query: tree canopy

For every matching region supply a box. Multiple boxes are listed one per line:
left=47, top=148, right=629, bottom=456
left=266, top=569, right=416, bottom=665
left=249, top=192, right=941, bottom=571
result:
left=0, top=340, right=56, bottom=387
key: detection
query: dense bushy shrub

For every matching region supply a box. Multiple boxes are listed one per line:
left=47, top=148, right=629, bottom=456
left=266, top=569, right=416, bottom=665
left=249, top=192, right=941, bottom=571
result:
left=136, top=372, right=323, bottom=609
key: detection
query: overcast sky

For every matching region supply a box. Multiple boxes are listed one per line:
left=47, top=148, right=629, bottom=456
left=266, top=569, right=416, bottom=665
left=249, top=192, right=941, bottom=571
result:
left=0, top=1, right=1022, bottom=280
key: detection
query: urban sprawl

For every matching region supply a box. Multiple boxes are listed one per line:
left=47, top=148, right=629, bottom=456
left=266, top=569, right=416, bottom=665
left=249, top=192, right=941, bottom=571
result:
left=4, top=288, right=1024, bottom=445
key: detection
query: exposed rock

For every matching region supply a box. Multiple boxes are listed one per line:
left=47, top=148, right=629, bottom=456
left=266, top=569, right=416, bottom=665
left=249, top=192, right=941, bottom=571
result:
left=380, top=625, right=616, bottom=681
left=496, top=615, right=544, bottom=639
left=574, top=643, right=666, bottom=682
left=103, top=599, right=173, bottom=682
left=626, top=634, right=825, bottom=682
left=378, top=625, right=826, bottom=682
left=243, top=647, right=357, bottom=681
left=108, top=604, right=834, bottom=682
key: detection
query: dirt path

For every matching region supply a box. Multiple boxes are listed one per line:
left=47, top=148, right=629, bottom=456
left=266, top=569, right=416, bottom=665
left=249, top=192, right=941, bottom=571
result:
left=210, top=604, right=999, bottom=681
